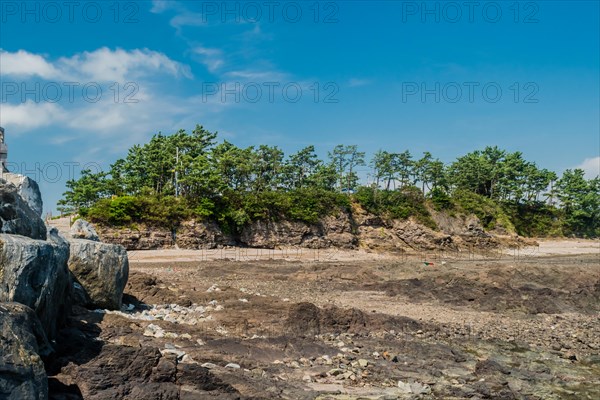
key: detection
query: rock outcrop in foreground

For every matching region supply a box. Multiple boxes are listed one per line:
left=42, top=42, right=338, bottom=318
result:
left=0, top=178, right=46, bottom=240
left=2, top=173, right=43, bottom=217
left=68, top=239, right=129, bottom=310
left=0, top=175, right=130, bottom=400
left=0, top=233, right=70, bottom=339
left=0, top=303, right=50, bottom=400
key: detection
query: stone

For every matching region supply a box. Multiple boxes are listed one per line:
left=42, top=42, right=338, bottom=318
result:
left=143, top=324, right=165, bottom=338
left=224, top=363, right=240, bottom=369
left=68, top=239, right=129, bottom=310
left=160, top=348, right=186, bottom=359
left=0, top=303, right=50, bottom=400
left=397, top=380, right=412, bottom=393
left=358, top=359, right=369, bottom=368
left=0, top=179, right=46, bottom=240
left=0, top=233, right=71, bottom=339
left=69, top=219, right=100, bottom=241
left=410, top=382, right=431, bottom=395
left=1, top=173, right=43, bottom=217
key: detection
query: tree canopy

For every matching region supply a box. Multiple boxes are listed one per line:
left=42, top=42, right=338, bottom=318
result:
left=59, top=126, right=600, bottom=238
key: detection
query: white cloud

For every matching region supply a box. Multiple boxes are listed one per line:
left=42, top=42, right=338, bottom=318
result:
left=224, top=70, right=288, bottom=82
left=575, top=156, right=600, bottom=179
left=150, top=0, right=179, bottom=13
left=348, top=78, right=372, bottom=88
left=170, top=12, right=206, bottom=29
left=0, top=48, right=197, bottom=142
left=59, top=48, right=193, bottom=82
left=193, top=46, right=224, bottom=72
left=0, top=48, right=192, bottom=82
left=0, top=102, right=66, bottom=130
left=0, top=49, right=61, bottom=79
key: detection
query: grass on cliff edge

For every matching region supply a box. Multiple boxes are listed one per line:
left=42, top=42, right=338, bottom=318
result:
left=83, top=187, right=569, bottom=237
left=81, top=188, right=351, bottom=233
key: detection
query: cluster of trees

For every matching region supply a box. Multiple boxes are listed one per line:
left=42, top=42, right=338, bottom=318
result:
left=59, top=125, right=599, bottom=237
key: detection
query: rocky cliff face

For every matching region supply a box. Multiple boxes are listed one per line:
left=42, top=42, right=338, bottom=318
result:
left=176, top=220, right=235, bottom=249
left=95, top=224, right=175, bottom=250
left=92, top=204, right=526, bottom=252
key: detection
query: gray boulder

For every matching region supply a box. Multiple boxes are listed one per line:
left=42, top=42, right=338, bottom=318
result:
left=0, top=233, right=71, bottom=339
left=68, top=239, right=129, bottom=310
left=1, top=173, right=43, bottom=217
left=70, top=219, right=100, bottom=241
left=0, top=302, right=50, bottom=400
left=0, top=179, right=46, bottom=240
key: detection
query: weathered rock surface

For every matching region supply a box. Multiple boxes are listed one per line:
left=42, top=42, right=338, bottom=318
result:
left=95, top=224, right=175, bottom=250
left=1, top=173, right=43, bottom=217
left=176, top=220, right=235, bottom=249
left=391, top=219, right=455, bottom=250
left=240, top=220, right=318, bottom=248
left=69, top=218, right=99, bottom=241
left=0, top=233, right=70, bottom=338
left=318, top=213, right=357, bottom=249
left=355, top=212, right=454, bottom=252
left=49, top=333, right=240, bottom=400
left=431, top=211, right=501, bottom=247
left=240, top=212, right=356, bottom=249
left=0, top=302, right=51, bottom=400
left=91, top=207, right=528, bottom=252
left=68, top=239, right=129, bottom=310
left=0, top=179, right=46, bottom=240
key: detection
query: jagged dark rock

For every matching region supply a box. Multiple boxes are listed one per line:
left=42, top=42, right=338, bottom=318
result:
left=0, top=179, right=46, bottom=240
left=1, top=173, right=43, bottom=218
left=0, top=233, right=71, bottom=339
left=0, top=302, right=51, bottom=400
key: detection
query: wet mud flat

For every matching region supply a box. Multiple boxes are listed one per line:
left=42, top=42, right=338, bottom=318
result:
left=49, top=253, right=600, bottom=399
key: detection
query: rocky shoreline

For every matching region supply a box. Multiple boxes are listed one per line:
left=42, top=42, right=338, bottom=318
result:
left=2, top=174, right=597, bottom=399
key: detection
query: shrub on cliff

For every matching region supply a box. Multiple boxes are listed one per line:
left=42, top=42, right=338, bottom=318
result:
left=452, top=190, right=515, bottom=232
left=85, top=196, right=192, bottom=229
left=354, top=186, right=436, bottom=229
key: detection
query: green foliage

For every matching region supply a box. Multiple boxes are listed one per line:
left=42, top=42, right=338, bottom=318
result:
left=86, top=196, right=192, bottom=229
left=59, top=126, right=599, bottom=238
left=502, top=202, right=563, bottom=237
left=429, top=188, right=453, bottom=211
left=452, top=190, right=515, bottom=232
left=215, top=188, right=350, bottom=234
left=354, top=186, right=436, bottom=229
left=555, top=171, right=600, bottom=237
left=329, top=145, right=365, bottom=191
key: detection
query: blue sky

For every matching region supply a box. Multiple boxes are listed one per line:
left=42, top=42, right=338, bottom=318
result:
left=0, top=0, right=598, bottom=214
